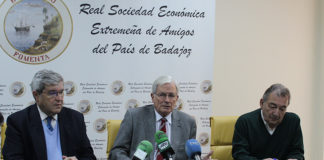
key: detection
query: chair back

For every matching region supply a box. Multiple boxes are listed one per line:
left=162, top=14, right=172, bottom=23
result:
left=106, top=120, right=122, bottom=157
left=1, top=123, right=7, bottom=160
left=210, top=116, right=238, bottom=160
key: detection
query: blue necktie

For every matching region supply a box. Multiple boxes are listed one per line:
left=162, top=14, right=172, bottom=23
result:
left=46, top=116, right=53, bottom=131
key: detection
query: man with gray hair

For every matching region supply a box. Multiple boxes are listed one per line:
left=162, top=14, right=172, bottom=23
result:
left=3, top=69, right=96, bottom=160
left=232, top=83, right=304, bottom=160
left=109, top=75, right=197, bottom=160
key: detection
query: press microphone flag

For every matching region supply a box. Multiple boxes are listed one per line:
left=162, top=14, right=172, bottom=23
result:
left=154, top=131, right=175, bottom=159
left=132, top=140, right=153, bottom=160
left=185, top=139, right=202, bottom=160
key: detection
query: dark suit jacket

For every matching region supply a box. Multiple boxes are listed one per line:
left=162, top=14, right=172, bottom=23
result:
left=109, top=105, right=197, bottom=160
left=2, top=104, right=96, bottom=160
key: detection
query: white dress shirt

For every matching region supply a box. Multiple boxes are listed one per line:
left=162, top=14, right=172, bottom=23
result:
left=37, top=105, right=58, bottom=129
left=261, top=110, right=276, bottom=135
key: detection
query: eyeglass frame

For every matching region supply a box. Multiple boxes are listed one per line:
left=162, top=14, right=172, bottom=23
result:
left=39, top=89, right=65, bottom=98
left=154, top=92, right=178, bottom=100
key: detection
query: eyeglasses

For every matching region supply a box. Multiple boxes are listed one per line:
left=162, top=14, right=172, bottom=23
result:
left=155, top=92, right=177, bottom=100
left=43, top=90, right=65, bottom=98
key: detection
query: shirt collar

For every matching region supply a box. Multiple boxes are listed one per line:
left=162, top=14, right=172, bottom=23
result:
left=154, top=109, right=172, bottom=124
left=260, top=109, right=276, bottom=134
left=37, top=105, right=58, bottom=121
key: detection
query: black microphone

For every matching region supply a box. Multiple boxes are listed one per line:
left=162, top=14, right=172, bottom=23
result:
left=132, top=140, right=153, bottom=160
left=154, top=131, right=175, bottom=160
left=185, top=139, right=202, bottom=160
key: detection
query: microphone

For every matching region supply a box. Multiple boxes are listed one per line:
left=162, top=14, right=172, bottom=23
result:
left=132, top=140, right=153, bottom=160
left=154, top=131, right=175, bottom=160
left=185, top=139, right=202, bottom=160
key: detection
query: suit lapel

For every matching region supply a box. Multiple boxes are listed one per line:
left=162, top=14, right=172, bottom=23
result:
left=145, top=105, right=156, bottom=160
left=171, top=110, right=182, bottom=147
left=29, top=104, right=47, bottom=160
left=58, top=108, right=70, bottom=155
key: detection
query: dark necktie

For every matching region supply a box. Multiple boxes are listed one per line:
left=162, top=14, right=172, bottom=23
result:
left=157, top=118, right=167, bottom=160
left=46, top=116, right=54, bottom=131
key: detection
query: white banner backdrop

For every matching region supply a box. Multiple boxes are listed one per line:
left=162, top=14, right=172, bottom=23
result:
left=0, top=0, right=215, bottom=158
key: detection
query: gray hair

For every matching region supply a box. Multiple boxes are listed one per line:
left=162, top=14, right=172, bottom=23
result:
left=262, top=83, right=291, bottom=104
left=152, top=75, right=179, bottom=94
left=30, top=69, right=64, bottom=94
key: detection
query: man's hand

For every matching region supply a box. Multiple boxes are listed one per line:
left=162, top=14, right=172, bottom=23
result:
left=202, top=150, right=214, bottom=160
left=62, top=156, right=78, bottom=160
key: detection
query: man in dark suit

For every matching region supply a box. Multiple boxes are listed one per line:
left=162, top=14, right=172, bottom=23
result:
left=3, top=69, right=96, bottom=160
left=109, top=75, right=197, bottom=160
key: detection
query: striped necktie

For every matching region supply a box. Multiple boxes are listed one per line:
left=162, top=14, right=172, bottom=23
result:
left=159, top=118, right=167, bottom=133
left=157, top=118, right=167, bottom=160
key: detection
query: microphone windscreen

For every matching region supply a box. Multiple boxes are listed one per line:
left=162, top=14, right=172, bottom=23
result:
left=154, top=130, right=168, bottom=144
left=133, top=140, right=153, bottom=160
left=154, top=131, right=174, bottom=154
left=137, top=140, right=153, bottom=155
left=185, top=139, right=202, bottom=158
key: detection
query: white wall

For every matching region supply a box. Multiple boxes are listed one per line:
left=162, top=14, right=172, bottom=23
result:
left=212, top=0, right=320, bottom=159
left=316, top=0, right=324, bottom=158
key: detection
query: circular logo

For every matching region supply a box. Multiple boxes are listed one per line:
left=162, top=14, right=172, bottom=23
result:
left=198, top=132, right=209, bottom=146
left=77, top=100, right=91, bottom=114
left=0, top=0, right=72, bottom=64
left=93, top=118, right=106, bottom=133
left=10, top=81, right=25, bottom=97
left=64, top=81, right=76, bottom=96
left=175, top=98, right=183, bottom=111
left=111, top=80, right=124, bottom=95
left=125, top=99, right=140, bottom=109
left=200, top=80, right=212, bottom=94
